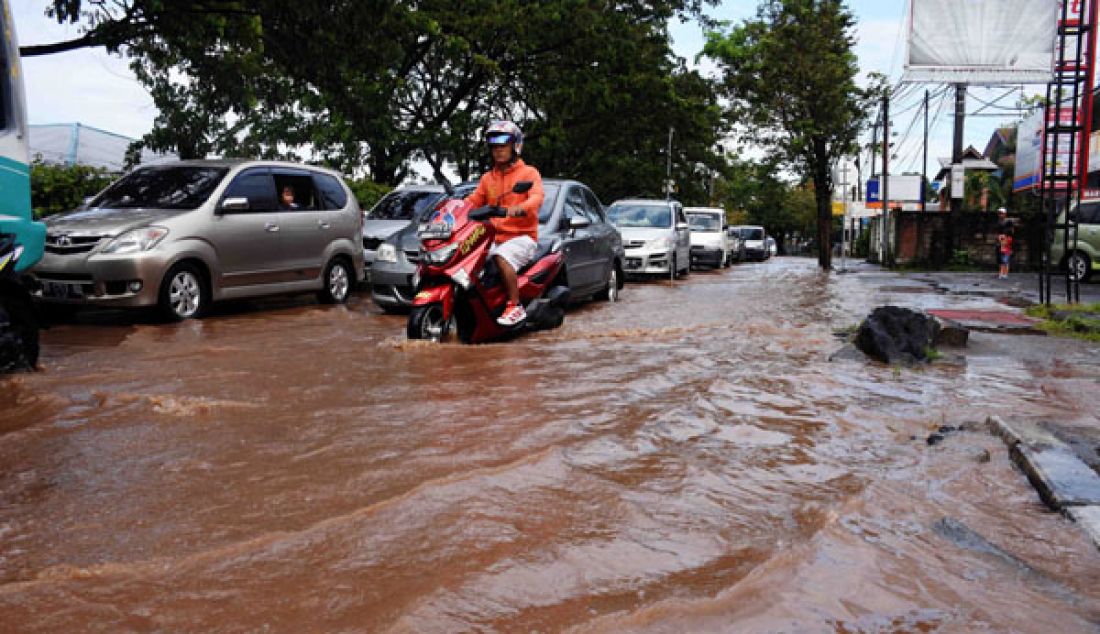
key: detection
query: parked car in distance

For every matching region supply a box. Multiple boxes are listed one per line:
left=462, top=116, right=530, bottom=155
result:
left=372, top=179, right=625, bottom=311
left=33, top=159, right=363, bottom=320
left=766, top=236, right=778, bottom=257
left=362, top=185, right=450, bottom=277
left=1052, top=200, right=1100, bottom=282
left=685, top=206, right=730, bottom=268
left=608, top=198, right=691, bottom=278
left=727, top=225, right=746, bottom=262
left=740, top=225, right=769, bottom=261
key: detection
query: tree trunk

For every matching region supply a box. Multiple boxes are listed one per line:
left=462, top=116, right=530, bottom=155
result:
left=812, top=155, right=833, bottom=270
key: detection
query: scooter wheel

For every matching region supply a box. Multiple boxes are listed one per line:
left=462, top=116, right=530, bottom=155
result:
left=407, top=303, right=450, bottom=341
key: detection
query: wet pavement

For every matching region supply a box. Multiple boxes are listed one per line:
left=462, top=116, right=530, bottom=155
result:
left=2, top=257, right=1100, bottom=632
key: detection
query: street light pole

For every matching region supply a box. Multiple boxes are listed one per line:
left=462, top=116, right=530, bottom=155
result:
left=666, top=126, right=675, bottom=200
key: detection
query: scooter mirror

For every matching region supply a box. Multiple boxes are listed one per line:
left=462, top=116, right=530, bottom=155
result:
left=512, top=181, right=533, bottom=194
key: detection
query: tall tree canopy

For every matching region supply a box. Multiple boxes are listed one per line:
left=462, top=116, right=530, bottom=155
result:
left=702, top=0, right=875, bottom=269
left=31, top=0, right=724, bottom=202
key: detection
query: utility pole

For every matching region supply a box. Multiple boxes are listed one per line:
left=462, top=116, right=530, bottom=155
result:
left=666, top=126, right=675, bottom=200
left=922, top=89, right=929, bottom=212
left=839, top=161, right=851, bottom=271
left=882, top=88, right=891, bottom=265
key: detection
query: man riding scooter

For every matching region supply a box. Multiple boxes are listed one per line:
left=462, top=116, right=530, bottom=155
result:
left=465, top=120, right=544, bottom=326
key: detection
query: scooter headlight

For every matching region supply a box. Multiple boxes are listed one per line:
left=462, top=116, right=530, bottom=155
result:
left=424, top=243, right=458, bottom=265
left=451, top=267, right=472, bottom=289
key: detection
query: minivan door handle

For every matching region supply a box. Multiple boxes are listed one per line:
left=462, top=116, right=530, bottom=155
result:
left=318, top=219, right=331, bottom=230
left=264, top=222, right=280, bottom=233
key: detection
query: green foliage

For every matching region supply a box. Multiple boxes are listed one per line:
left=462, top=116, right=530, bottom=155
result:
left=1025, top=303, right=1100, bottom=341
left=702, top=0, right=878, bottom=269
left=346, top=179, right=392, bottom=211
left=36, top=0, right=722, bottom=202
left=30, top=158, right=114, bottom=219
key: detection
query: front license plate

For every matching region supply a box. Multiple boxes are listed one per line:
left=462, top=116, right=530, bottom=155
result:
left=42, top=281, right=85, bottom=299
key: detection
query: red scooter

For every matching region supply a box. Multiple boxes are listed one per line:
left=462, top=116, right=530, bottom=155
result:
left=407, top=181, right=570, bottom=343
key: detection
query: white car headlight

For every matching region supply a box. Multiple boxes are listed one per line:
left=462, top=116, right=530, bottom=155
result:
left=101, top=226, right=169, bottom=255
left=376, top=243, right=398, bottom=263
left=424, top=243, right=458, bottom=265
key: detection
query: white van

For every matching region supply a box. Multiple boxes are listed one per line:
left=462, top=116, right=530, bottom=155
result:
left=685, top=207, right=730, bottom=268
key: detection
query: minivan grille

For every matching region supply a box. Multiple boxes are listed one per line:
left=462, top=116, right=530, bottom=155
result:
left=625, top=240, right=646, bottom=249
left=404, top=250, right=421, bottom=264
left=45, top=233, right=106, bottom=255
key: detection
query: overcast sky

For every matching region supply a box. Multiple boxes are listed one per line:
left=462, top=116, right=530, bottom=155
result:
left=15, top=0, right=1035, bottom=182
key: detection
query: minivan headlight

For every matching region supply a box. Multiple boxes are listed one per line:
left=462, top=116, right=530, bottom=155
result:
left=649, top=236, right=673, bottom=250
left=102, top=226, right=169, bottom=255
left=376, top=243, right=398, bottom=263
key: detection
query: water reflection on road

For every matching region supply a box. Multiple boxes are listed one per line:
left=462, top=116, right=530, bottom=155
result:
left=2, top=258, right=1099, bottom=632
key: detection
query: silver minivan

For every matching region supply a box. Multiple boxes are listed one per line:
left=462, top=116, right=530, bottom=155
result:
left=607, top=198, right=691, bottom=277
left=32, top=160, right=364, bottom=320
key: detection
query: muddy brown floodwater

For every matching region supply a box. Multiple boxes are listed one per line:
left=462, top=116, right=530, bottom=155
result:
left=2, top=257, right=1100, bottom=632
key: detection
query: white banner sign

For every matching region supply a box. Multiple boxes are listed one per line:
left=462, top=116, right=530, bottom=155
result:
left=905, top=0, right=1061, bottom=84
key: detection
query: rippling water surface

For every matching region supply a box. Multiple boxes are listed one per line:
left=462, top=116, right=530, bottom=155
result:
left=2, top=258, right=1099, bottom=632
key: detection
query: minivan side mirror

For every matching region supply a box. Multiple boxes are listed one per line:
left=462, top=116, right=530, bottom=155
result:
left=219, top=197, right=250, bottom=213
left=512, top=180, right=533, bottom=194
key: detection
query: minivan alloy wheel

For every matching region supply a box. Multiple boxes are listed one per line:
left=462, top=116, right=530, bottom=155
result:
left=169, top=270, right=202, bottom=318
left=329, top=263, right=350, bottom=301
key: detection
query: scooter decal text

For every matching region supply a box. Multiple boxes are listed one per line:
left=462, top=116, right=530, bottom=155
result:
left=460, top=225, right=486, bottom=255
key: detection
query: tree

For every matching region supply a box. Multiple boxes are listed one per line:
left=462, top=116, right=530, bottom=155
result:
left=702, top=0, right=877, bottom=269
left=29, top=1, right=722, bottom=199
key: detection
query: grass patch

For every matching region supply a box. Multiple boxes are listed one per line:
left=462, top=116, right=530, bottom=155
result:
left=1025, top=302, right=1100, bottom=342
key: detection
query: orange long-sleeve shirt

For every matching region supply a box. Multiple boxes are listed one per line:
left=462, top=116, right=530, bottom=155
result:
left=465, top=159, right=543, bottom=243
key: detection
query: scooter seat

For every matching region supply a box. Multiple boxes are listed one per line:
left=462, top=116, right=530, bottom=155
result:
left=517, top=238, right=561, bottom=275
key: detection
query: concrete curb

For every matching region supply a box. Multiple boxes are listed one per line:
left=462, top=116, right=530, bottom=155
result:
left=989, top=416, right=1100, bottom=550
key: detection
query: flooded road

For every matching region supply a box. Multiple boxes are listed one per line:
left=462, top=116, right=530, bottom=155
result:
left=2, top=257, right=1100, bottom=632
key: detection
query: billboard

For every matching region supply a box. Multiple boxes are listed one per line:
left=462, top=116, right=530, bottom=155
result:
left=905, top=0, right=1060, bottom=84
left=1014, top=107, right=1079, bottom=192
left=866, top=174, right=924, bottom=209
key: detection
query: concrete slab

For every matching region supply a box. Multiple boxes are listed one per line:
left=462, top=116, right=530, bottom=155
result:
left=927, top=309, right=1044, bottom=335
left=1014, top=445, right=1100, bottom=509
left=1066, top=506, right=1100, bottom=551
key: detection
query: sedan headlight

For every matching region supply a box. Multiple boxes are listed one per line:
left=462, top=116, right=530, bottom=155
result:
left=649, top=236, right=673, bottom=250
left=101, top=226, right=169, bottom=255
left=424, top=243, right=458, bottom=265
left=376, top=243, right=398, bottom=263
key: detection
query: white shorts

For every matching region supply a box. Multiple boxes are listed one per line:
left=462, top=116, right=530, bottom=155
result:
left=490, top=235, right=538, bottom=272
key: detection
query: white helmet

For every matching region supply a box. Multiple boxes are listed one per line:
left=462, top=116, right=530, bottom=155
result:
left=485, top=120, right=524, bottom=155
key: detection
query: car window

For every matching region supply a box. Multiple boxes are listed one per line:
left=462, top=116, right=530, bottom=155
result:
left=1078, top=202, right=1100, bottom=224
left=538, top=183, right=561, bottom=225
left=369, top=190, right=441, bottom=220
left=93, top=166, right=229, bottom=210
left=743, top=227, right=764, bottom=240
left=221, top=168, right=277, bottom=212
left=581, top=188, right=605, bottom=223
left=564, top=187, right=587, bottom=221
left=687, top=213, right=721, bottom=232
left=607, top=204, right=671, bottom=228
left=313, top=173, right=349, bottom=210
left=272, top=171, right=318, bottom=211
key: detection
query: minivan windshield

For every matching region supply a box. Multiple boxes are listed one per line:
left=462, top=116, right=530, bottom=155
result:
left=742, top=227, right=764, bottom=240
left=92, top=166, right=229, bottom=210
left=688, top=213, right=721, bottom=232
left=370, top=190, right=443, bottom=221
left=608, top=204, right=671, bottom=228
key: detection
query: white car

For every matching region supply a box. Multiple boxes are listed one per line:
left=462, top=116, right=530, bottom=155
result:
left=740, top=225, right=768, bottom=261
left=608, top=198, right=691, bottom=278
left=685, top=206, right=730, bottom=268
